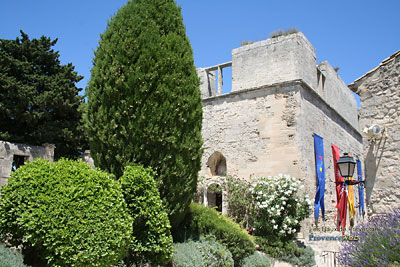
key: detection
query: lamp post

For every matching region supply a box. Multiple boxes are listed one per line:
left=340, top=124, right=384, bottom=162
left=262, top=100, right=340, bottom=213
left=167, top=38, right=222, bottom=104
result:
left=337, top=153, right=363, bottom=185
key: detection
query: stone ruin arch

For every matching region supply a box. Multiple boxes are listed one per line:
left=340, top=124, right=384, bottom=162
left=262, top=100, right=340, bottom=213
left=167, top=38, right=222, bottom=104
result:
left=207, top=151, right=227, bottom=176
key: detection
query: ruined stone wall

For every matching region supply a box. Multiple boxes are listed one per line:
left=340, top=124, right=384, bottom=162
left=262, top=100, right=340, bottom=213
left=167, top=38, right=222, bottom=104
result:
left=200, top=83, right=302, bottom=180
left=0, top=141, right=55, bottom=185
left=351, top=52, right=400, bottom=215
left=231, top=33, right=318, bottom=92
left=317, top=61, right=359, bottom=129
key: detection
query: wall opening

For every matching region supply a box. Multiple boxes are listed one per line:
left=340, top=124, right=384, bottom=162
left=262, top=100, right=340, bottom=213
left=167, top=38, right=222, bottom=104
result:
left=317, top=68, right=326, bottom=96
left=207, top=151, right=227, bottom=176
left=207, top=183, right=223, bottom=212
left=12, top=155, right=27, bottom=171
left=204, top=61, right=232, bottom=96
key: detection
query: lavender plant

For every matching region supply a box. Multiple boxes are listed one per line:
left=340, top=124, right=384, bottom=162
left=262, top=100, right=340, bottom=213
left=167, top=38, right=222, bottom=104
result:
left=338, top=209, right=400, bottom=267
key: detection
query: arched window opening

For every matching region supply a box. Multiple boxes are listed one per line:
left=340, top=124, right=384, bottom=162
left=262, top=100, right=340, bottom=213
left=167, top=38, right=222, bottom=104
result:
left=207, top=151, right=227, bottom=176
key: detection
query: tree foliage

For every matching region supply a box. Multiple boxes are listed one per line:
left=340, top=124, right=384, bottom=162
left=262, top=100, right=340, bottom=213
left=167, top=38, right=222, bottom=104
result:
left=119, top=164, right=173, bottom=266
left=0, top=31, right=87, bottom=159
left=87, top=0, right=203, bottom=228
left=0, top=159, right=132, bottom=266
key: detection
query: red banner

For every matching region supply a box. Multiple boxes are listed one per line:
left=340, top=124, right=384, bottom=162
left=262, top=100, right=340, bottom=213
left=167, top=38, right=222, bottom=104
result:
left=332, top=144, right=347, bottom=231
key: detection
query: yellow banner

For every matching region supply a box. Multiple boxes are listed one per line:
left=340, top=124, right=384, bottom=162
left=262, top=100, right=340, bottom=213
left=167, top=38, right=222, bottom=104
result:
left=348, top=178, right=355, bottom=218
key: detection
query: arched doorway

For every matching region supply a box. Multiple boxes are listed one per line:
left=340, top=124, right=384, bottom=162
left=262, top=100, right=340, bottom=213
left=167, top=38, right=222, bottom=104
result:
left=206, top=183, right=223, bottom=212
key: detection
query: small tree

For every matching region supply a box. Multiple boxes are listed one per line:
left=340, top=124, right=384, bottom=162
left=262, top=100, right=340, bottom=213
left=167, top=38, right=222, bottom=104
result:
left=87, top=0, right=203, bottom=229
left=119, top=165, right=173, bottom=266
left=0, top=31, right=87, bottom=159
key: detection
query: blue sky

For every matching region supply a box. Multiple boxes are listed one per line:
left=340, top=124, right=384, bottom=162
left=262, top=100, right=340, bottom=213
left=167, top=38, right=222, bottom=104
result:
left=1, top=0, right=399, bottom=102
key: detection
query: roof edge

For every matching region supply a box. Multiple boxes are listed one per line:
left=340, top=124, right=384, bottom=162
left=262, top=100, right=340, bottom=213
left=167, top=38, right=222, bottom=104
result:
left=348, top=50, right=400, bottom=93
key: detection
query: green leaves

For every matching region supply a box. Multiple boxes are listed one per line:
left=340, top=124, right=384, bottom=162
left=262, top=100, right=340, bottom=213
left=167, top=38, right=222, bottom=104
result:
left=186, top=203, right=255, bottom=264
left=0, top=159, right=132, bottom=266
left=119, top=164, right=173, bottom=265
left=0, top=31, right=87, bottom=159
left=87, top=0, right=203, bottom=230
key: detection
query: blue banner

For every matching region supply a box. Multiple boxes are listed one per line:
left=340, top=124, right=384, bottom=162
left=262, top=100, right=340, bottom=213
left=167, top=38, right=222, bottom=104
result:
left=314, top=134, right=325, bottom=221
left=357, top=160, right=365, bottom=217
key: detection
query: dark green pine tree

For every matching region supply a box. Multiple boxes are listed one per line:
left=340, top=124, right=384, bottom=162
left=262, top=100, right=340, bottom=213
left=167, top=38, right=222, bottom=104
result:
left=87, top=0, right=203, bottom=230
left=0, top=31, right=87, bottom=159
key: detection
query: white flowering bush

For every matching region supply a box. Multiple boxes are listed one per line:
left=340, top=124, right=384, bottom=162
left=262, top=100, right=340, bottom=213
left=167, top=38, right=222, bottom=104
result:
left=252, top=174, right=311, bottom=242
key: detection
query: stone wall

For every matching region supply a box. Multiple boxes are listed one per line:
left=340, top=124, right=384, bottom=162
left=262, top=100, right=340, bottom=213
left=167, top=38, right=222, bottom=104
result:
left=317, top=61, right=359, bottom=129
left=231, top=33, right=318, bottom=92
left=198, top=32, right=366, bottom=257
left=0, top=141, right=55, bottom=185
left=200, top=82, right=302, bottom=180
left=349, top=51, right=400, bottom=215
left=296, top=82, right=363, bottom=252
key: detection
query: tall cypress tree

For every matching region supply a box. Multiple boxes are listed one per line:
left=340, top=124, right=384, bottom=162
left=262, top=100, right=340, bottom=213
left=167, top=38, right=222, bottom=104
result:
left=0, top=31, right=87, bottom=159
left=87, top=0, right=203, bottom=229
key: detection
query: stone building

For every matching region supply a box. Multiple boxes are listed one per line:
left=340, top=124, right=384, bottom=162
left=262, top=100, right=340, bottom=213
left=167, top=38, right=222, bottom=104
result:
left=197, top=32, right=363, bottom=218
left=0, top=141, right=55, bottom=186
left=349, top=50, right=400, bottom=216
left=196, top=33, right=365, bottom=259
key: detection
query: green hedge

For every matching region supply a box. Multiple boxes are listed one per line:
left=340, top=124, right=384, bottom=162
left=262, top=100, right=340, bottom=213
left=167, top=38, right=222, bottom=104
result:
left=0, top=159, right=132, bottom=266
left=184, top=203, right=255, bottom=264
left=119, top=164, right=173, bottom=266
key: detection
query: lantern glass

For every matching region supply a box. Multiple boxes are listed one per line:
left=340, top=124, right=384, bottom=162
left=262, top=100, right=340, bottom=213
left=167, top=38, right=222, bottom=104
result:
left=338, top=162, right=349, bottom=177
left=337, top=153, right=356, bottom=178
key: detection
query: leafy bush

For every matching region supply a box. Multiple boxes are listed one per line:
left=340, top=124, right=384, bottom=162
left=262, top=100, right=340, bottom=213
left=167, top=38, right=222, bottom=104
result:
left=87, top=0, right=203, bottom=231
left=0, top=242, right=27, bottom=267
left=255, top=238, right=315, bottom=267
left=252, top=174, right=311, bottom=242
left=173, top=238, right=233, bottom=267
left=241, top=252, right=271, bottom=267
left=184, top=203, right=254, bottom=264
left=225, top=176, right=254, bottom=228
left=0, top=159, right=132, bottom=267
left=119, top=165, right=173, bottom=266
left=338, top=209, right=400, bottom=266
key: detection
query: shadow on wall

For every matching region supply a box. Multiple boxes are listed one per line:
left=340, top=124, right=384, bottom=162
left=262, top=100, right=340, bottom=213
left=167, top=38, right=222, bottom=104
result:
left=365, top=138, right=386, bottom=204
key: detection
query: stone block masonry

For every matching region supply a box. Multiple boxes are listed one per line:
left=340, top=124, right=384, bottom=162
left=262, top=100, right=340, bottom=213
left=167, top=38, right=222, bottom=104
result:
left=0, top=141, right=55, bottom=185
left=349, top=50, right=400, bottom=215
left=197, top=32, right=364, bottom=254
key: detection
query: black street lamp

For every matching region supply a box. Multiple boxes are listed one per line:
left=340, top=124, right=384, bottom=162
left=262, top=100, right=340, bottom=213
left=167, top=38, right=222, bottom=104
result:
left=337, top=153, right=356, bottom=178
left=337, top=153, right=363, bottom=186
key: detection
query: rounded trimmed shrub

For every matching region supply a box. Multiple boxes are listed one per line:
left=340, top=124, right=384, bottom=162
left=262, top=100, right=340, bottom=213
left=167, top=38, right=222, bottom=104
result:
left=185, top=203, right=255, bottom=264
left=173, top=241, right=204, bottom=267
left=119, top=165, right=173, bottom=266
left=0, top=242, right=27, bottom=267
left=0, top=159, right=133, bottom=266
left=241, top=252, right=271, bottom=267
left=173, top=238, right=233, bottom=267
